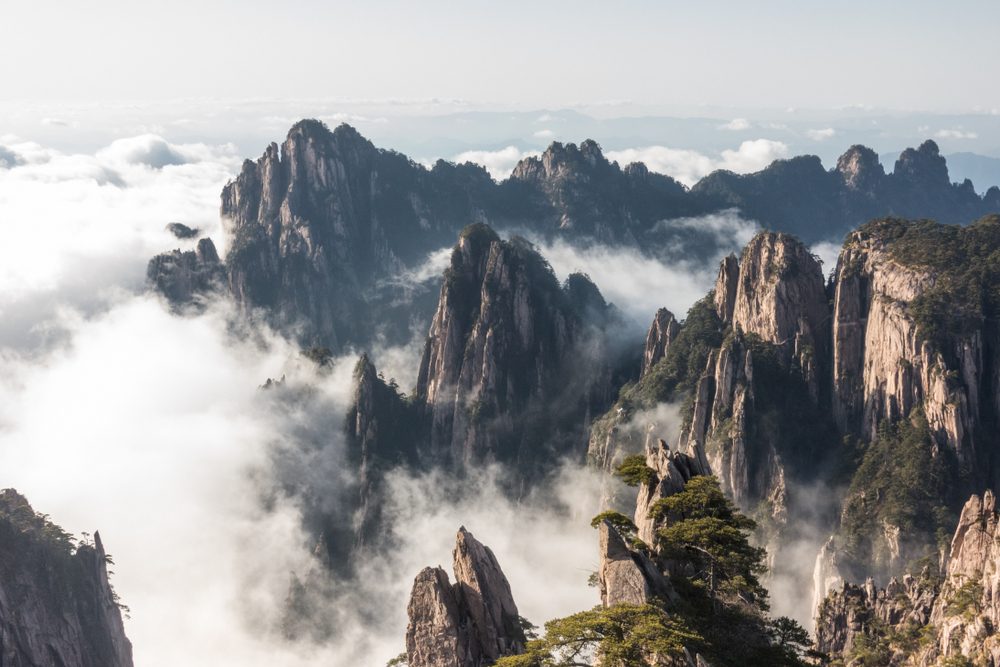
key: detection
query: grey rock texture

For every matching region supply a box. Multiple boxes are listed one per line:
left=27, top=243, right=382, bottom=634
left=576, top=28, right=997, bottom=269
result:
left=219, top=120, right=492, bottom=348
left=415, top=223, right=616, bottom=467
left=687, top=231, right=829, bottom=515
left=816, top=492, right=1000, bottom=666
left=148, top=122, right=1000, bottom=353
left=146, top=237, right=225, bottom=306
left=831, top=226, right=983, bottom=465
left=343, top=354, right=421, bottom=553
left=641, top=308, right=680, bottom=377
left=406, top=527, right=525, bottom=667
left=815, top=574, right=937, bottom=660
left=633, top=438, right=708, bottom=547
left=0, top=489, right=133, bottom=667
left=598, top=519, right=675, bottom=608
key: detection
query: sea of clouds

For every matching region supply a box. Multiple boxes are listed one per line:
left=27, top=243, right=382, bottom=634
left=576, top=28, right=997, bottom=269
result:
left=0, top=122, right=843, bottom=664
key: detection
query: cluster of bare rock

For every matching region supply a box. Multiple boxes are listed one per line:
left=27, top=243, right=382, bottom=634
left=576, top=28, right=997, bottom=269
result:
left=817, top=491, right=1000, bottom=665
left=403, top=435, right=711, bottom=666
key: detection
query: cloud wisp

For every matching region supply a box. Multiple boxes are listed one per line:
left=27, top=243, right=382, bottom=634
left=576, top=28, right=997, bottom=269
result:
left=451, top=146, right=539, bottom=180
left=606, top=139, right=789, bottom=187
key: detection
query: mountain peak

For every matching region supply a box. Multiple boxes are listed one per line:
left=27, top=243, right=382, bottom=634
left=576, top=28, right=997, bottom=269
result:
left=893, top=138, right=950, bottom=187
left=511, top=138, right=611, bottom=182
left=836, top=144, right=885, bottom=192
left=286, top=118, right=334, bottom=140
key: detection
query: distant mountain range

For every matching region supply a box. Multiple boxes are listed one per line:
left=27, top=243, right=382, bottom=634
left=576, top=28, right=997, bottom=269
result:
left=149, top=120, right=1000, bottom=352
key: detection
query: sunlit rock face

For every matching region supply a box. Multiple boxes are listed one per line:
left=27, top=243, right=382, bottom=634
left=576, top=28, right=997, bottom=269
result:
left=687, top=231, right=828, bottom=515
left=830, top=225, right=988, bottom=466
left=0, top=490, right=133, bottom=667
left=816, top=492, right=1000, bottom=666
left=405, top=527, right=525, bottom=667
left=641, top=308, right=680, bottom=378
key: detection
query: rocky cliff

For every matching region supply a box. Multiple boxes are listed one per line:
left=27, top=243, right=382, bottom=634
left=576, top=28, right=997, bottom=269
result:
left=587, top=217, right=1000, bottom=631
left=824, top=215, right=1000, bottom=585
left=641, top=308, right=680, bottom=378
left=148, top=121, right=1000, bottom=354
left=597, top=518, right=676, bottom=608
left=693, top=139, right=995, bottom=243
left=217, top=120, right=495, bottom=348
left=343, top=354, right=422, bottom=552
left=816, top=491, right=1000, bottom=666
left=687, top=231, right=833, bottom=518
left=405, top=527, right=525, bottom=667
left=507, top=140, right=694, bottom=244
left=0, top=489, right=133, bottom=667
left=632, top=438, right=708, bottom=546
left=146, top=237, right=225, bottom=307
left=415, top=223, right=619, bottom=468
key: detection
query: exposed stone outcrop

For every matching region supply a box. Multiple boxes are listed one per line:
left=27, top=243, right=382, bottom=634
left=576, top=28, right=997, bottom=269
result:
left=407, top=567, right=466, bottom=667
left=633, top=438, right=708, bottom=547
left=149, top=121, right=1000, bottom=352
left=816, top=492, right=1000, bottom=666
left=344, top=355, right=421, bottom=552
left=642, top=308, right=680, bottom=377
left=598, top=519, right=676, bottom=608
left=0, top=489, right=133, bottom=667
left=405, top=527, right=525, bottom=667
left=695, top=139, right=996, bottom=244
left=165, top=222, right=200, bottom=239
left=815, top=573, right=937, bottom=660
left=146, top=237, right=225, bottom=306
left=837, top=145, right=886, bottom=196
left=685, top=232, right=829, bottom=516
left=922, top=491, right=1000, bottom=665
left=509, top=140, right=693, bottom=244
left=830, top=224, right=988, bottom=467
left=415, top=223, right=616, bottom=467
left=718, top=231, right=829, bottom=397
left=220, top=120, right=493, bottom=348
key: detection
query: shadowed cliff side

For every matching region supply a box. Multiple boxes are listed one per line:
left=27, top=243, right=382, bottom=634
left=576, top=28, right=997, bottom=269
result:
left=0, top=489, right=133, bottom=667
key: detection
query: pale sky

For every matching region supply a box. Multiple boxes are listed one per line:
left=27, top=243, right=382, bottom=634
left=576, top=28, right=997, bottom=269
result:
left=2, top=0, right=999, bottom=111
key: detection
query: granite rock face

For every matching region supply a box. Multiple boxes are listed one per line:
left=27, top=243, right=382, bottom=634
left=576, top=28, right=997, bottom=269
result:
left=509, top=140, right=693, bottom=243
left=816, top=492, right=1000, bottom=666
left=687, top=232, right=829, bottom=514
left=718, top=231, right=829, bottom=396
left=641, top=308, right=680, bottom=377
left=830, top=224, right=986, bottom=465
left=343, top=354, right=421, bottom=552
left=633, top=438, right=708, bottom=546
left=598, top=519, right=677, bottom=609
left=694, top=139, right=996, bottom=242
left=148, top=122, right=1000, bottom=353
left=815, top=574, right=937, bottom=660
left=405, top=527, right=525, bottom=667
left=0, top=489, right=133, bottom=667
left=146, top=237, right=225, bottom=306
left=415, top=224, right=617, bottom=467
left=219, top=120, right=493, bottom=348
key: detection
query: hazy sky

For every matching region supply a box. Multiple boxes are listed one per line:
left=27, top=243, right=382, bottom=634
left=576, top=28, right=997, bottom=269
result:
left=3, top=0, right=999, bottom=111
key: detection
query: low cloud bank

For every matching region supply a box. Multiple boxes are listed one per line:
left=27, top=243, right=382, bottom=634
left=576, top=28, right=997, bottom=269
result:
left=527, top=210, right=760, bottom=326
left=0, top=134, right=239, bottom=352
left=451, top=146, right=539, bottom=180
left=0, top=294, right=606, bottom=665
